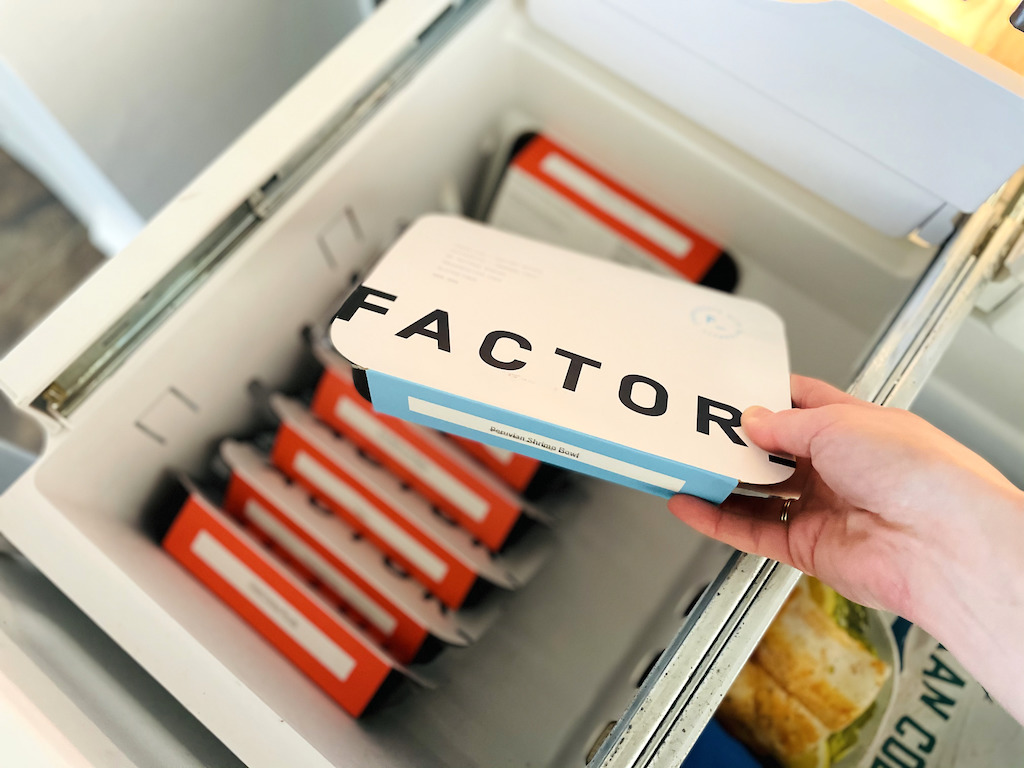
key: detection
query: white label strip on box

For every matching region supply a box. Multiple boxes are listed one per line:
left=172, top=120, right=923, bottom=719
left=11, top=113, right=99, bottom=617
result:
left=538, top=153, right=693, bottom=258
left=243, top=500, right=399, bottom=637
left=482, top=443, right=515, bottom=464
left=407, top=397, right=687, bottom=494
left=335, top=397, right=490, bottom=523
left=190, top=530, right=356, bottom=681
left=291, top=451, right=450, bottom=583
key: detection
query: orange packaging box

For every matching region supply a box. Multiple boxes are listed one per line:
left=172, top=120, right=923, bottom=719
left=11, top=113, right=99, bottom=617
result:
left=161, top=486, right=407, bottom=717
left=267, top=395, right=527, bottom=609
left=447, top=435, right=543, bottom=494
left=310, top=357, right=543, bottom=551
left=487, top=133, right=733, bottom=288
left=220, top=440, right=482, bottom=664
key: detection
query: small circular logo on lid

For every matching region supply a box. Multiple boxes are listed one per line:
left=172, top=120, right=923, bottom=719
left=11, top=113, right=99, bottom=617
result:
left=691, top=306, right=741, bottom=339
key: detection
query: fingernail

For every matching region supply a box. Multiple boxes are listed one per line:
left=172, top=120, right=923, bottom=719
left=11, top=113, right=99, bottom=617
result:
left=742, top=406, right=773, bottom=424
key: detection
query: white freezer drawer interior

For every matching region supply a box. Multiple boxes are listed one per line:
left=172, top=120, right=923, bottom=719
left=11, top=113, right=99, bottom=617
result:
left=2, top=0, right=1014, bottom=766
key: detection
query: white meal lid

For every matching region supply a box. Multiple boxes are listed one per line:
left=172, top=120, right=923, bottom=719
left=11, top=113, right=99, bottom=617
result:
left=331, top=215, right=795, bottom=486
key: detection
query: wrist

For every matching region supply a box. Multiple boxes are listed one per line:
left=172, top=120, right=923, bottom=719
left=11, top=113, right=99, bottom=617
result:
left=908, top=485, right=1024, bottom=721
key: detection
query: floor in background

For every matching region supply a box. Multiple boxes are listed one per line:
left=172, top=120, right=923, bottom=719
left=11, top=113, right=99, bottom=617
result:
left=0, top=148, right=104, bottom=356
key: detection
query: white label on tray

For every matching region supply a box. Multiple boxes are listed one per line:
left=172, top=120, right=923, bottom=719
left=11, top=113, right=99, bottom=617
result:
left=540, top=153, right=692, bottom=257
left=190, top=529, right=356, bottom=681
left=482, top=444, right=515, bottom=464
left=243, top=499, right=398, bottom=637
left=292, top=451, right=449, bottom=583
left=336, top=396, right=490, bottom=523
left=408, top=397, right=686, bottom=493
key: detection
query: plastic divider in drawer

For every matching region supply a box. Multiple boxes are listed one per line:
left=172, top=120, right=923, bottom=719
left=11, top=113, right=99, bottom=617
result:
left=219, top=440, right=497, bottom=665
left=267, top=395, right=547, bottom=609
left=160, top=483, right=415, bottom=717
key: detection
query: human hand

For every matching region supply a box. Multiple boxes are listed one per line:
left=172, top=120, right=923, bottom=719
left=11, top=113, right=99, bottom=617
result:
left=667, top=375, right=1024, bottom=722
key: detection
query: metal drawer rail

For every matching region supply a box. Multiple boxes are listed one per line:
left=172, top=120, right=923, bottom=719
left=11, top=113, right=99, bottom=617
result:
left=590, top=170, right=1024, bottom=768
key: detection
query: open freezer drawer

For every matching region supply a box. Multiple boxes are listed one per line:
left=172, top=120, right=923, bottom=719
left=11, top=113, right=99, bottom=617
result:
left=0, top=553, right=244, bottom=768
left=0, top=1, right=1020, bottom=766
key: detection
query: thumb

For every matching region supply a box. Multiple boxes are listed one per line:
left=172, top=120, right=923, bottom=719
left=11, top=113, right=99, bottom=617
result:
left=742, top=404, right=847, bottom=459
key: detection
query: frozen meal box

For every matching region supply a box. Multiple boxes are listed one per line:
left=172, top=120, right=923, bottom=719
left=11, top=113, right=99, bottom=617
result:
left=446, top=434, right=546, bottom=496
left=220, top=440, right=487, bottom=664
left=158, top=484, right=410, bottom=717
left=309, top=352, right=546, bottom=551
left=266, top=395, right=540, bottom=609
left=483, top=132, right=737, bottom=291
left=329, top=215, right=795, bottom=503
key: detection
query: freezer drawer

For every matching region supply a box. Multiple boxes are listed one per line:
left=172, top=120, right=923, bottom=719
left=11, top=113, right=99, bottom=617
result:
left=0, top=1, right=1018, bottom=767
left=0, top=552, right=243, bottom=768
